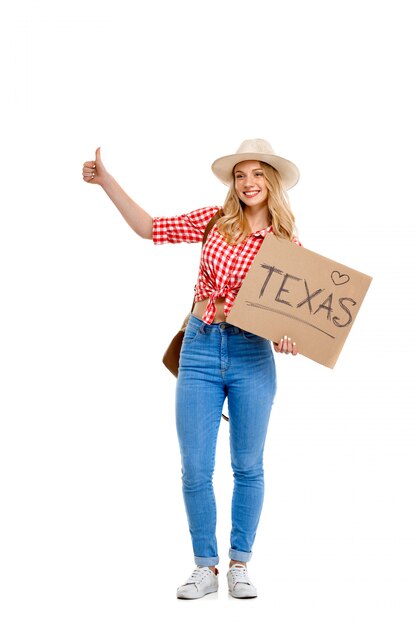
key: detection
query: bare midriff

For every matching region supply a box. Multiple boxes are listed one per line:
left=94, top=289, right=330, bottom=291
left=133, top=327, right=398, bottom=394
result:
left=192, top=297, right=227, bottom=323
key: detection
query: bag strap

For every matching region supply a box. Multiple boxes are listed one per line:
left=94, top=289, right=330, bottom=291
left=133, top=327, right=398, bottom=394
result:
left=202, top=208, right=224, bottom=245
left=190, top=208, right=223, bottom=313
left=187, top=208, right=230, bottom=422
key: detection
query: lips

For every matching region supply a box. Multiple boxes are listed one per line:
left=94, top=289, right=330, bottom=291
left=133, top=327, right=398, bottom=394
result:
left=243, top=190, right=260, bottom=198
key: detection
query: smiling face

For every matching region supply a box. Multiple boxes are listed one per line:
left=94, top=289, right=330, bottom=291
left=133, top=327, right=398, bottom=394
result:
left=233, top=160, right=269, bottom=210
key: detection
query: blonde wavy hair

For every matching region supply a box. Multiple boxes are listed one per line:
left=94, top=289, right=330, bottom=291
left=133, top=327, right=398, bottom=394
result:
left=216, top=161, right=296, bottom=245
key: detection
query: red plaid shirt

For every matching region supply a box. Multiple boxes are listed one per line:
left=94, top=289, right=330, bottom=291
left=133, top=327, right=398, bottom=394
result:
left=153, top=206, right=301, bottom=325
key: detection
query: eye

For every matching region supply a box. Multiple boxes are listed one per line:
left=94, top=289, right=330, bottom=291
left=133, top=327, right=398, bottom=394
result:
left=235, top=174, right=244, bottom=179
left=255, top=171, right=264, bottom=176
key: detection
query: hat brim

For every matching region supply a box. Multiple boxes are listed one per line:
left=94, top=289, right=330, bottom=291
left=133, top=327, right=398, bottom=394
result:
left=211, top=152, right=300, bottom=190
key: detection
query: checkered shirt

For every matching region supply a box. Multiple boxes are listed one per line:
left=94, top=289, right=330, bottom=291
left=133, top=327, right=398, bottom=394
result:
left=153, top=205, right=302, bottom=325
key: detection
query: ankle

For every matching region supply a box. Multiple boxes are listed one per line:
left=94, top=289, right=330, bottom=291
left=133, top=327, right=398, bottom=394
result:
left=208, top=565, right=218, bottom=575
left=229, top=560, right=247, bottom=569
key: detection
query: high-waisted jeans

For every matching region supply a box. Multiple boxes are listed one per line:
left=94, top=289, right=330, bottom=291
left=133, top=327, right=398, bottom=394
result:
left=175, top=313, right=277, bottom=566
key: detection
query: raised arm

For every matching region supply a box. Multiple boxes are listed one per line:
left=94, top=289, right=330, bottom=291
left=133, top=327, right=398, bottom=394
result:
left=82, top=147, right=153, bottom=240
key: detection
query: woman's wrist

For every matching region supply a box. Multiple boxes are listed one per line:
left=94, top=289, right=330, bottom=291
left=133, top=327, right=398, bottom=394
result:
left=99, top=171, right=114, bottom=191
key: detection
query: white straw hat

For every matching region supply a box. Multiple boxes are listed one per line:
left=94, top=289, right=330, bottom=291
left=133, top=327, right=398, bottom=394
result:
left=211, top=138, right=300, bottom=189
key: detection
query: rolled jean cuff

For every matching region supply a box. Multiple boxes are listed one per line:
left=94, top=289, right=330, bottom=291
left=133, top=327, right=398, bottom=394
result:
left=195, top=555, right=219, bottom=566
left=229, top=549, right=253, bottom=563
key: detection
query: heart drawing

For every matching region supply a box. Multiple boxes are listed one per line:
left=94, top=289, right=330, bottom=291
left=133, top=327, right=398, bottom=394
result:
left=331, top=270, right=350, bottom=286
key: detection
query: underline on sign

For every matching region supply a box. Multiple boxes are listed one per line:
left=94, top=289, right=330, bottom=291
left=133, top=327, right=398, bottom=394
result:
left=245, top=301, right=336, bottom=339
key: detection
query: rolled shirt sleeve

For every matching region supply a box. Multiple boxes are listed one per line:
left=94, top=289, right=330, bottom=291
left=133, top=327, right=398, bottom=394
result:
left=152, top=206, right=221, bottom=244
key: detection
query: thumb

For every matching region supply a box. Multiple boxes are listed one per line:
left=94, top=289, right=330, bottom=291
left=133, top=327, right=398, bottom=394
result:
left=95, top=146, right=102, bottom=163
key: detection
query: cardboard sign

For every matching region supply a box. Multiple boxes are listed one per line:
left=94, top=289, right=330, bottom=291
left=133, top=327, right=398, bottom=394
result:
left=227, top=233, right=372, bottom=368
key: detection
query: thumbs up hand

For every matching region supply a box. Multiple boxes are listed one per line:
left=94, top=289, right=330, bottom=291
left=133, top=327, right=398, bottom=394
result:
left=82, top=147, right=109, bottom=185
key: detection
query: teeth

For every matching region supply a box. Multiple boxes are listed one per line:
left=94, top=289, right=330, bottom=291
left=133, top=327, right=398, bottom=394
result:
left=244, top=191, right=259, bottom=197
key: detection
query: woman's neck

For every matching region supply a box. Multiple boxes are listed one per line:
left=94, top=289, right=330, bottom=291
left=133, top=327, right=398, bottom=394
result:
left=243, top=205, right=271, bottom=232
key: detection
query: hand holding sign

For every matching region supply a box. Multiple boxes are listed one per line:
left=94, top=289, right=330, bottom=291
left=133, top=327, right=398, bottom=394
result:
left=227, top=234, right=372, bottom=368
left=273, top=336, right=298, bottom=355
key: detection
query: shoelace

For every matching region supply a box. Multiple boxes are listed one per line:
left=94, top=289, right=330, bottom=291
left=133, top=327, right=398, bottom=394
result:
left=184, top=567, right=213, bottom=586
left=229, top=565, right=252, bottom=586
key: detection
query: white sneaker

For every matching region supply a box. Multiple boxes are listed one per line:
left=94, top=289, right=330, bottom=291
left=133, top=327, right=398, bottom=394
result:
left=227, top=564, right=257, bottom=598
left=176, top=566, right=219, bottom=599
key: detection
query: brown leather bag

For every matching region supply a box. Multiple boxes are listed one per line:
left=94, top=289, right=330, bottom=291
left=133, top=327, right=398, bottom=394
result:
left=162, top=209, right=229, bottom=421
left=161, top=312, right=191, bottom=377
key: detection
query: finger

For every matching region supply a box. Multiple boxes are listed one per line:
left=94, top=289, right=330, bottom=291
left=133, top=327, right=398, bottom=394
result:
left=292, top=341, right=298, bottom=355
left=83, top=160, right=96, bottom=167
left=275, top=339, right=283, bottom=352
left=95, top=146, right=101, bottom=163
left=283, top=335, right=288, bottom=353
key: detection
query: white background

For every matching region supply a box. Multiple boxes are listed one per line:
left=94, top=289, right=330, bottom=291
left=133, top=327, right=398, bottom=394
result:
left=1, top=1, right=416, bottom=624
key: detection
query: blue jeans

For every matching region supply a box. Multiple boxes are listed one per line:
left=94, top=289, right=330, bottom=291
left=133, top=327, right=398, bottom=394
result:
left=175, top=313, right=277, bottom=566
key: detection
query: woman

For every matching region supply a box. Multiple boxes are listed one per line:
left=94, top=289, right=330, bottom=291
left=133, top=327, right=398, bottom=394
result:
left=82, top=138, right=300, bottom=599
